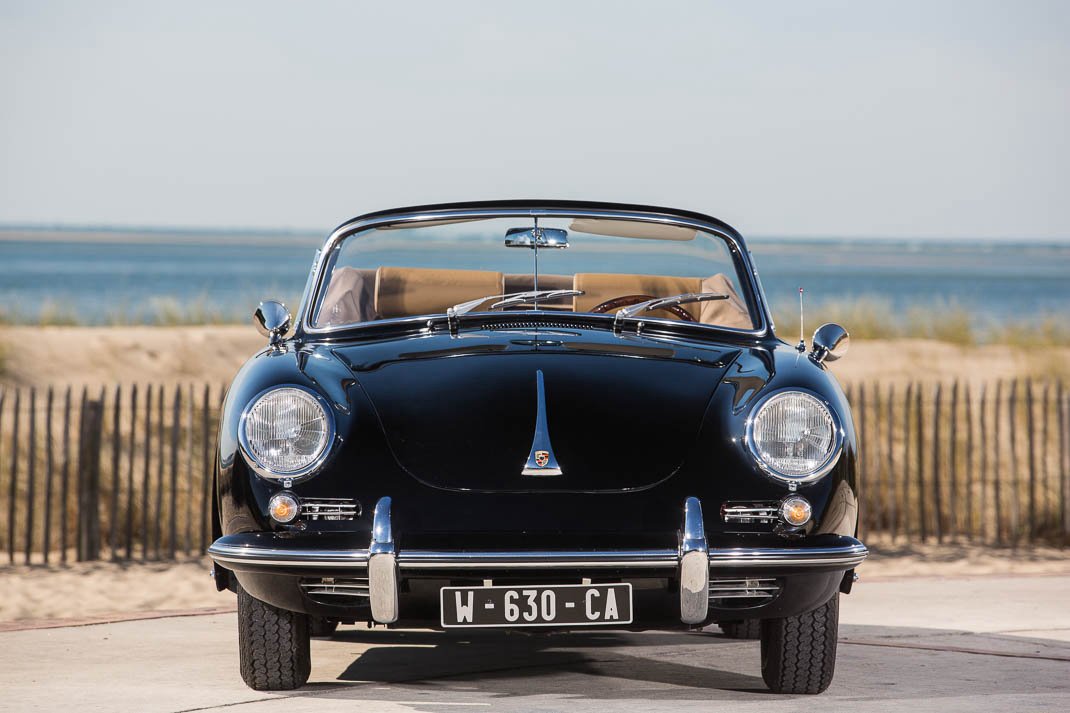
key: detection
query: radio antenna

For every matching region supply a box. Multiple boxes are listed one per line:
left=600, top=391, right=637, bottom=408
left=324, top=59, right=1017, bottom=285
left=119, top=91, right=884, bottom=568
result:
left=796, top=287, right=806, bottom=352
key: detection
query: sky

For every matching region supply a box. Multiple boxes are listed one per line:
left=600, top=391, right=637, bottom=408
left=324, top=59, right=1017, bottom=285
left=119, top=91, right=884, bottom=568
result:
left=1, top=1, right=1068, bottom=239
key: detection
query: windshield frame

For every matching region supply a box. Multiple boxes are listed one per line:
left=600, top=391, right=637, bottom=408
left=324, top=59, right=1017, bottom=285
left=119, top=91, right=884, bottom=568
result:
left=297, top=205, right=773, bottom=340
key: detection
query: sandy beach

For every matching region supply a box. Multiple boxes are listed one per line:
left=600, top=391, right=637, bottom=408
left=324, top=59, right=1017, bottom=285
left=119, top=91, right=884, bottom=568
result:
left=2, top=326, right=1069, bottom=390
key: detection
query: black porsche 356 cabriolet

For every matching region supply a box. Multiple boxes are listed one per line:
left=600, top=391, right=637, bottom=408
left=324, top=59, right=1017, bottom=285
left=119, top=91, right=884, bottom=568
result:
left=208, top=200, right=863, bottom=694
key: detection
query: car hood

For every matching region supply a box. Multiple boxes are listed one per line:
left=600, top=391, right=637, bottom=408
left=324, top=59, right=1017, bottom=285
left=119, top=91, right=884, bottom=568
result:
left=331, top=328, right=740, bottom=493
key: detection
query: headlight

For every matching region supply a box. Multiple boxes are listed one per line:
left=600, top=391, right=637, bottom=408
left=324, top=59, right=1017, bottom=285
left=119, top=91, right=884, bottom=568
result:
left=239, top=386, right=334, bottom=480
left=746, top=390, right=842, bottom=483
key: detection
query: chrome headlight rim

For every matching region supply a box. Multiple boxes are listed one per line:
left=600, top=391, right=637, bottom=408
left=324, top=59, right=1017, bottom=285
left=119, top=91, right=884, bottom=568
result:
left=238, top=384, right=337, bottom=482
left=744, top=387, right=844, bottom=485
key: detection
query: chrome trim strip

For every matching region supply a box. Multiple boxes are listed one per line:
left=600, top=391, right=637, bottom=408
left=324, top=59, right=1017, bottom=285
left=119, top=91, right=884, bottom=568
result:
left=209, top=541, right=866, bottom=570
left=302, top=498, right=359, bottom=521
left=708, top=577, right=780, bottom=600
left=723, top=507, right=778, bottom=514
left=708, top=578, right=778, bottom=586
left=397, top=549, right=679, bottom=569
left=297, top=206, right=772, bottom=339
left=708, top=544, right=868, bottom=568
left=300, top=581, right=370, bottom=598
left=206, top=542, right=370, bottom=567
left=302, top=589, right=370, bottom=598
left=678, top=496, right=709, bottom=624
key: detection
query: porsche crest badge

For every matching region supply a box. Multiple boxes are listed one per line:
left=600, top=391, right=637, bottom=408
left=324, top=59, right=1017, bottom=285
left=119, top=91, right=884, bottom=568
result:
left=534, top=450, right=550, bottom=467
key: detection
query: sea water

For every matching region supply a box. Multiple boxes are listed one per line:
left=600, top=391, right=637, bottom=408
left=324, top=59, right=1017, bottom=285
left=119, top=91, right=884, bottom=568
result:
left=1, top=232, right=1067, bottom=328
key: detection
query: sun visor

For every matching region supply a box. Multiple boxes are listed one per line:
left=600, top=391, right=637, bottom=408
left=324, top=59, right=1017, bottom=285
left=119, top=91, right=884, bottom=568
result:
left=568, top=218, right=698, bottom=241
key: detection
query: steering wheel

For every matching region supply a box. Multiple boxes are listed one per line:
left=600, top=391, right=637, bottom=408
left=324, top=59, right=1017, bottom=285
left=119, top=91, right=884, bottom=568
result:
left=588, top=294, right=695, bottom=321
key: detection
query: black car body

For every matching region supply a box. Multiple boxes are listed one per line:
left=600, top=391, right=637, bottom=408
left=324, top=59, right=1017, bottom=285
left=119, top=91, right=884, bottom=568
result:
left=209, top=200, right=864, bottom=693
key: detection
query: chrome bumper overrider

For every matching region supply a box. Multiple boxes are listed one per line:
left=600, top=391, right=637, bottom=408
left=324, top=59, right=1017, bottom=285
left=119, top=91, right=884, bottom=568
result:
left=208, top=496, right=868, bottom=626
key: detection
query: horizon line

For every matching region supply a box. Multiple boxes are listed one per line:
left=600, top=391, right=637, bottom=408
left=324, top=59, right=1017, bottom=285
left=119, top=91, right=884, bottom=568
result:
left=0, top=221, right=1068, bottom=245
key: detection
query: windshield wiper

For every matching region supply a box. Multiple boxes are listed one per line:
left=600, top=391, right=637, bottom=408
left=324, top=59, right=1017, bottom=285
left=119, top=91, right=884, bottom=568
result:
left=446, top=289, right=585, bottom=333
left=490, top=289, right=584, bottom=311
left=612, top=292, right=729, bottom=334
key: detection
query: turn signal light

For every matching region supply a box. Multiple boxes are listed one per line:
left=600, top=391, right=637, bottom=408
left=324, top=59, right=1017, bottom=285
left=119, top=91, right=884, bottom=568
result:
left=779, top=496, right=812, bottom=527
left=269, top=492, right=301, bottom=523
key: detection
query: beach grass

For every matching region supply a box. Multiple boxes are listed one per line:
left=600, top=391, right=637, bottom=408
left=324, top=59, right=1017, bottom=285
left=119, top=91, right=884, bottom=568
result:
left=0, top=294, right=300, bottom=328
left=772, top=297, right=1069, bottom=347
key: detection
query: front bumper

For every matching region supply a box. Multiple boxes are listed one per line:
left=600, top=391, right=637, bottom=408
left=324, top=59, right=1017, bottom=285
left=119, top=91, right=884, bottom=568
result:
left=209, top=496, right=867, bottom=626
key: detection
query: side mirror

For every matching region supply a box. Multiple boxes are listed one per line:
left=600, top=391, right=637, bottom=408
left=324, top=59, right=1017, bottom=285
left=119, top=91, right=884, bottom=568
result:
left=810, top=323, right=849, bottom=364
left=254, top=300, right=292, bottom=347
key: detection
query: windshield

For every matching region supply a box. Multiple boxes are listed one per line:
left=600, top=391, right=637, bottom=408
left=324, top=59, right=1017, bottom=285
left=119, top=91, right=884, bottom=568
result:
left=308, top=215, right=757, bottom=331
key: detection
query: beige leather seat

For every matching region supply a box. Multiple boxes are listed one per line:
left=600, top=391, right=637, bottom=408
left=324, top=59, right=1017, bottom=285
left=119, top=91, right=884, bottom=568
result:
left=573, top=273, right=702, bottom=319
left=320, top=265, right=752, bottom=328
left=503, top=273, right=574, bottom=309
left=375, top=266, right=504, bottom=319
left=573, top=272, right=752, bottom=328
left=699, top=273, right=752, bottom=329
left=317, top=267, right=378, bottom=326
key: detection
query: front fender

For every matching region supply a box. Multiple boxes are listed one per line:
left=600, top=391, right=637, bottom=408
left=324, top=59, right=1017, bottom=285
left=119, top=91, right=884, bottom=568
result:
left=216, top=342, right=361, bottom=537
left=697, top=342, right=858, bottom=538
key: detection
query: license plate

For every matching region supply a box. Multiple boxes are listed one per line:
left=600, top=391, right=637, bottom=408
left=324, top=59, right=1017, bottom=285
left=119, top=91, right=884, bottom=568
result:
left=440, top=583, right=633, bottom=628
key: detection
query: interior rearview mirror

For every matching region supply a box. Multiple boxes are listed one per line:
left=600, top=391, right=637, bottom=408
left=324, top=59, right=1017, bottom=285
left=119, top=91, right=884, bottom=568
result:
left=504, top=227, right=569, bottom=249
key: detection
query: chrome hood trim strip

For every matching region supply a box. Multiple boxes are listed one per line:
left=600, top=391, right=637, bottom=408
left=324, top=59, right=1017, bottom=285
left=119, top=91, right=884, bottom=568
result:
left=521, top=369, right=563, bottom=477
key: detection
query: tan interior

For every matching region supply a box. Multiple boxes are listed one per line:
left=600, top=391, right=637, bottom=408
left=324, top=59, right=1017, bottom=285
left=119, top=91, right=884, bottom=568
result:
left=698, top=273, right=752, bottom=329
left=574, top=272, right=751, bottom=328
left=374, top=266, right=504, bottom=319
left=319, top=266, right=752, bottom=330
left=503, top=273, right=574, bottom=309
left=573, top=273, right=705, bottom=319
left=318, top=267, right=378, bottom=326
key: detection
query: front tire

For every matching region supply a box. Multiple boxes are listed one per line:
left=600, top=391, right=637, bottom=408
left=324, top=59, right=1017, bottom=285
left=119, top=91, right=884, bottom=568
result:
left=237, top=586, right=311, bottom=691
left=760, top=594, right=839, bottom=694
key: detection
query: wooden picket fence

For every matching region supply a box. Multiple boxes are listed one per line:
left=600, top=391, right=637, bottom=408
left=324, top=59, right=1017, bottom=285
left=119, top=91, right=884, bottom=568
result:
left=0, top=384, right=225, bottom=564
left=0, top=378, right=1067, bottom=565
left=846, top=380, right=1069, bottom=545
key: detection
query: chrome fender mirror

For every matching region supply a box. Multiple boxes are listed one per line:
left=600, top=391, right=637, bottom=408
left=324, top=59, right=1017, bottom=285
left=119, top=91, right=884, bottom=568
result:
left=810, top=323, right=849, bottom=364
left=254, top=300, right=291, bottom=347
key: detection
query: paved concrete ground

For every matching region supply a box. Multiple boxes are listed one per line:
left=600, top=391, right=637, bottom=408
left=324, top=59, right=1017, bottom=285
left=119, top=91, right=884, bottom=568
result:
left=3, top=575, right=1068, bottom=712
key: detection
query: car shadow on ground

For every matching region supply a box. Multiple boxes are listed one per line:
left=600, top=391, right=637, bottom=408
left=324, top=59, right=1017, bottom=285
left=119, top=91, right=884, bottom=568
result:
left=317, top=628, right=770, bottom=699
left=284, top=624, right=1070, bottom=706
